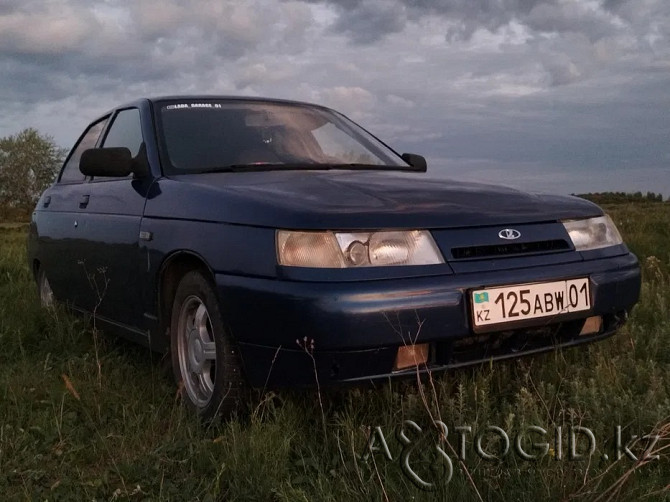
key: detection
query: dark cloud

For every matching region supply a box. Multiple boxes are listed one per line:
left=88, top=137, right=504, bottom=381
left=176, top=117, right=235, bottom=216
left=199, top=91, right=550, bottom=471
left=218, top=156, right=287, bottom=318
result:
left=0, top=0, right=22, bottom=15
left=329, top=0, right=407, bottom=43
left=0, top=0, right=315, bottom=105
left=412, top=0, right=545, bottom=40
left=523, top=2, right=618, bottom=42
left=301, top=0, right=547, bottom=42
left=309, top=0, right=659, bottom=44
left=602, top=0, right=629, bottom=11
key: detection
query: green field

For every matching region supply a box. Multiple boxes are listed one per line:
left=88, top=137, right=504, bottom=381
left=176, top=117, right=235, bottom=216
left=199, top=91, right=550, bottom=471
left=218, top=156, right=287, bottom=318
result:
left=1, top=203, right=668, bottom=501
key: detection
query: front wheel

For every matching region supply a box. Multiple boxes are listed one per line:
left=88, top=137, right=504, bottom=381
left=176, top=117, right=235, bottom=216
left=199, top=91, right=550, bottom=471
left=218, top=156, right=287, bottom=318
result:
left=170, top=270, right=244, bottom=419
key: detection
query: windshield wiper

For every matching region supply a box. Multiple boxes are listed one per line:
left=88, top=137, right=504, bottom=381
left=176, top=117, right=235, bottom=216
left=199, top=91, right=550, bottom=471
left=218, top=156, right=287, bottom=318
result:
left=325, top=163, right=400, bottom=170
left=194, top=162, right=404, bottom=174
left=195, top=163, right=324, bottom=174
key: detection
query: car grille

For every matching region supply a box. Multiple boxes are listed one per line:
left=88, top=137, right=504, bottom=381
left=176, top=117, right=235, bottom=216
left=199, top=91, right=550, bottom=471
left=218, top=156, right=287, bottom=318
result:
left=451, top=239, right=570, bottom=260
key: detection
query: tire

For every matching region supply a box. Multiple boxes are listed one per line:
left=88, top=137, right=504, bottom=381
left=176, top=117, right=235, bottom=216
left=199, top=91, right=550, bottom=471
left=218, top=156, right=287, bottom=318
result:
left=170, top=270, right=244, bottom=419
left=37, top=267, right=55, bottom=309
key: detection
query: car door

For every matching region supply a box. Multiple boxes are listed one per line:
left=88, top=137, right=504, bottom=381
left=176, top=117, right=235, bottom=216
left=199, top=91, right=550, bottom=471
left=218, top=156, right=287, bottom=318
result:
left=36, top=118, right=109, bottom=308
left=74, top=107, right=154, bottom=332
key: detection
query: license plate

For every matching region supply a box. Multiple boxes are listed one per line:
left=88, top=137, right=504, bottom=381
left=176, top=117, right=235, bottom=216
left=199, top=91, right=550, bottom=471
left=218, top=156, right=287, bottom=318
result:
left=471, top=278, right=590, bottom=328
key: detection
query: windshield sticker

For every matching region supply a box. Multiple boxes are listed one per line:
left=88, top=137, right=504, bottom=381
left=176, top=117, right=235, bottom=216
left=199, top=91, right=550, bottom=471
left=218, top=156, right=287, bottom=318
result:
left=165, top=103, right=223, bottom=110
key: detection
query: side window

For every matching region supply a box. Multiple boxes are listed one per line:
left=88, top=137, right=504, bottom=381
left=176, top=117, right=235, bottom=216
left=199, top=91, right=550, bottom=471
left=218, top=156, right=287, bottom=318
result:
left=91, top=108, right=144, bottom=182
left=102, top=108, right=144, bottom=156
left=59, top=119, right=107, bottom=183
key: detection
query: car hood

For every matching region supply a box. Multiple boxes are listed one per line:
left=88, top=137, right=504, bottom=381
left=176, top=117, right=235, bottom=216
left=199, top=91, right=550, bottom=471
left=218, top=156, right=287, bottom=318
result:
left=146, top=170, right=602, bottom=229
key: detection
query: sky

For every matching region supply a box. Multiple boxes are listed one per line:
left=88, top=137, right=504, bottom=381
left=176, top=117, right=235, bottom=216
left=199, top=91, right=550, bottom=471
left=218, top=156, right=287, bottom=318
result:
left=0, top=0, right=668, bottom=196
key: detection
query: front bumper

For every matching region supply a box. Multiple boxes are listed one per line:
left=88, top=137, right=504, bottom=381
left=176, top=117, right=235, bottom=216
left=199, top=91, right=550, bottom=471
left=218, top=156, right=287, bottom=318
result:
left=216, top=252, right=640, bottom=387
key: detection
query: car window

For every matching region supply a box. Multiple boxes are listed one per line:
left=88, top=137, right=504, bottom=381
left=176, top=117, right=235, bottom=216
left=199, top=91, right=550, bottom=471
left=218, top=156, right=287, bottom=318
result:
left=311, top=122, right=381, bottom=164
left=59, top=119, right=107, bottom=183
left=158, top=100, right=406, bottom=174
left=102, top=108, right=144, bottom=156
left=92, top=108, right=144, bottom=182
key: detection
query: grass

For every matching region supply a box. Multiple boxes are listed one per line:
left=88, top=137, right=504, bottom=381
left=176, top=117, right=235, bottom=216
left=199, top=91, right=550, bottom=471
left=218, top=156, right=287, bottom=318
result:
left=0, top=203, right=669, bottom=501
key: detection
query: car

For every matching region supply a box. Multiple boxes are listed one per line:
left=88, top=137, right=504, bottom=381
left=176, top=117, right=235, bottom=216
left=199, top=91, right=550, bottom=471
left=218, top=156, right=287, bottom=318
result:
left=27, top=96, right=641, bottom=419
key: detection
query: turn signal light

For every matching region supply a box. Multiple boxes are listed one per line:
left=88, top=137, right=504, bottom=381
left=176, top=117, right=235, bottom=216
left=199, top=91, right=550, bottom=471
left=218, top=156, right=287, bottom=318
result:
left=394, top=343, right=429, bottom=370
left=579, top=316, right=603, bottom=336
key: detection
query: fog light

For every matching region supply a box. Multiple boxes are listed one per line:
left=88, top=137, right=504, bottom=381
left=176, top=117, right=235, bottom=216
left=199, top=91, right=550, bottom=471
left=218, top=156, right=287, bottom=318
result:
left=394, top=343, right=429, bottom=370
left=579, top=316, right=602, bottom=336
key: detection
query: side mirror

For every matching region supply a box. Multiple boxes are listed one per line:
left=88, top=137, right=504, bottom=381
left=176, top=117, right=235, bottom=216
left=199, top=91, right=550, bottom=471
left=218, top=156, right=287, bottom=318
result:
left=401, top=153, right=427, bottom=172
left=80, top=148, right=134, bottom=177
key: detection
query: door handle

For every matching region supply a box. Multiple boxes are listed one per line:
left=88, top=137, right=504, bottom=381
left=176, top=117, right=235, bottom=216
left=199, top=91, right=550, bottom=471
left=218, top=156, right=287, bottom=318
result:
left=79, top=194, right=90, bottom=209
left=43, top=196, right=51, bottom=208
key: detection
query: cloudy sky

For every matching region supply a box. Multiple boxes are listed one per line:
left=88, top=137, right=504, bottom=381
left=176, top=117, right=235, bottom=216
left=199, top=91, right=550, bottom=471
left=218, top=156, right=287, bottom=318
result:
left=0, top=0, right=668, bottom=195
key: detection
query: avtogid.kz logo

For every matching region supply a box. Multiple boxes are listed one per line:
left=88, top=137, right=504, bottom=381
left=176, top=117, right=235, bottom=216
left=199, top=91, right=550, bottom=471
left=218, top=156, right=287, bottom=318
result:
left=361, top=421, right=660, bottom=491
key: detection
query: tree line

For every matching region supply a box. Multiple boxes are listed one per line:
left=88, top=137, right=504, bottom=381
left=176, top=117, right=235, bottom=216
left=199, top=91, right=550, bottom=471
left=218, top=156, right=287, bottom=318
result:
left=0, top=129, right=66, bottom=220
left=576, top=191, right=666, bottom=204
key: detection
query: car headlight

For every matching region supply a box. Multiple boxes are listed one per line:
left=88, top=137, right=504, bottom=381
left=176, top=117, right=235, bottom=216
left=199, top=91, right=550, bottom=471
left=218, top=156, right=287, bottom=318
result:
left=562, top=215, right=623, bottom=251
left=277, top=230, right=444, bottom=267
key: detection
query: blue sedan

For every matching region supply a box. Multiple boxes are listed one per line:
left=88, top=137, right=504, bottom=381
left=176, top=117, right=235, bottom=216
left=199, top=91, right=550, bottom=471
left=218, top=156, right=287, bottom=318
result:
left=27, top=96, right=641, bottom=419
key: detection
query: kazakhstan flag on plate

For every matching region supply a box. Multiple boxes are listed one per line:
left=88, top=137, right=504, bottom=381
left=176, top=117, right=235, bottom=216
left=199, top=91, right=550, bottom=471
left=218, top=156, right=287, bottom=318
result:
left=474, top=292, right=489, bottom=303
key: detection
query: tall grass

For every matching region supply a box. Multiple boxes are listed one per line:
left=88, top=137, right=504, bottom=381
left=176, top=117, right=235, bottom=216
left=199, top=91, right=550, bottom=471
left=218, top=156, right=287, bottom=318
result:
left=0, top=203, right=668, bottom=500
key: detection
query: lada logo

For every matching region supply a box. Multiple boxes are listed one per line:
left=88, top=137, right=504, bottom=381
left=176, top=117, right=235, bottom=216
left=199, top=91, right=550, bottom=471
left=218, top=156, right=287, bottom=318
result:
left=498, top=228, right=521, bottom=240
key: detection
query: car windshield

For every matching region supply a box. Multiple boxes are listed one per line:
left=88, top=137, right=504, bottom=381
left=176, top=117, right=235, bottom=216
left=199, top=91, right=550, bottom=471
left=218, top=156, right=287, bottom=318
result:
left=156, top=99, right=409, bottom=174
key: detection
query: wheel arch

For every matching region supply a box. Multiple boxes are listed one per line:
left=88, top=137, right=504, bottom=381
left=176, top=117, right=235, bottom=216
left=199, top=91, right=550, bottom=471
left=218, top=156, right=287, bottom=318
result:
left=156, top=250, right=216, bottom=344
